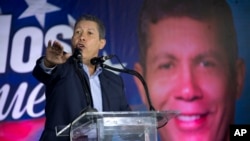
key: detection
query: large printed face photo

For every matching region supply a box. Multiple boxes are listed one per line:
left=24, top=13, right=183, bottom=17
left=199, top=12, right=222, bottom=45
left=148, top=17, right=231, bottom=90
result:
left=0, top=0, right=249, bottom=141
left=134, top=0, right=247, bottom=141
left=134, top=17, right=245, bottom=141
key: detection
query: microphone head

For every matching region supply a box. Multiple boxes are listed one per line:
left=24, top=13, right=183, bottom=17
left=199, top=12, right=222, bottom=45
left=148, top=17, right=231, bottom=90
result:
left=90, top=57, right=99, bottom=65
left=90, top=55, right=114, bottom=65
left=73, top=48, right=82, bottom=60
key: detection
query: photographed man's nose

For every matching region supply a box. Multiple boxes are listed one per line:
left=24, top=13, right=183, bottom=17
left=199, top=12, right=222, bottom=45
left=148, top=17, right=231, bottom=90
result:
left=80, top=33, right=86, bottom=41
left=175, top=69, right=203, bottom=101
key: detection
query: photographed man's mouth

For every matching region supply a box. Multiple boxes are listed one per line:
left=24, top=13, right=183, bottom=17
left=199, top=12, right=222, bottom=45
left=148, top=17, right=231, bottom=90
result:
left=177, top=114, right=202, bottom=121
left=77, top=43, right=85, bottom=50
left=174, top=113, right=209, bottom=131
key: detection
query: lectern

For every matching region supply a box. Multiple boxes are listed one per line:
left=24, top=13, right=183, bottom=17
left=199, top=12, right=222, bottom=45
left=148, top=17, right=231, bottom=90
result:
left=56, top=111, right=178, bottom=141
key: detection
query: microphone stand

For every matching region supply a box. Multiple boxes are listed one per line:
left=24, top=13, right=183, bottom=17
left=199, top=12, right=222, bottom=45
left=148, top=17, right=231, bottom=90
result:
left=100, top=63, right=155, bottom=111
left=60, top=50, right=98, bottom=139
left=73, top=49, right=97, bottom=113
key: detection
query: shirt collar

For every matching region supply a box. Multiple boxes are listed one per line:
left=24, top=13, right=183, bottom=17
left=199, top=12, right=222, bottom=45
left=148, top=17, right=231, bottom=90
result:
left=82, top=63, right=102, bottom=78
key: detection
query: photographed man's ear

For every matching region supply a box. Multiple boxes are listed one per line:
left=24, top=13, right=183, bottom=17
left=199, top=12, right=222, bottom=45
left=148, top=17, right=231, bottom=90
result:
left=99, top=39, right=106, bottom=50
left=236, top=58, right=246, bottom=99
left=134, top=63, right=148, bottom=105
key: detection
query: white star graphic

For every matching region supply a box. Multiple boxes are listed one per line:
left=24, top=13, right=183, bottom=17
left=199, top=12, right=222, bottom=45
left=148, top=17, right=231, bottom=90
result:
left=19, top=0, right=60, bottom=27
left=102, top=51, right=127, bottom=75
left=67, top=14, right=76, bottom=28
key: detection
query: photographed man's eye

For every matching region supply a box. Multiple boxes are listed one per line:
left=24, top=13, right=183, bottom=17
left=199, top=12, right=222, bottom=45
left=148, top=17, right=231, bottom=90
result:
left=159, top=63, right=173, bottom=70
left=200, top=60, right=215, bottom=67
left=88, top=31, right=93, bottom=35
left=75, top=30, right=81, bottom=35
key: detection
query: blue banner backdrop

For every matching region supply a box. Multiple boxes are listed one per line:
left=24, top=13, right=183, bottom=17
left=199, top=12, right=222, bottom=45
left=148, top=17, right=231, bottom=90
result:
left=0, top=0, right=249, bottom=140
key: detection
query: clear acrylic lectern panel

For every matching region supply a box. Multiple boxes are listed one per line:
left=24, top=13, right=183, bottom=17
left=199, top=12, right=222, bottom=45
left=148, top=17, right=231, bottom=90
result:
left=56, top=111, right=179, bottom=141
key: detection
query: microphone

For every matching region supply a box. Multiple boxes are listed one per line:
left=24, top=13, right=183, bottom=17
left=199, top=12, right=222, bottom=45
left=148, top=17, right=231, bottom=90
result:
left=73, top=48, right=83, bottom=68
left=73, top=48, right=98, bottom=113
left=90, top=55, right=114, bottom=65
left=73, top=48, right=82, bottom=61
